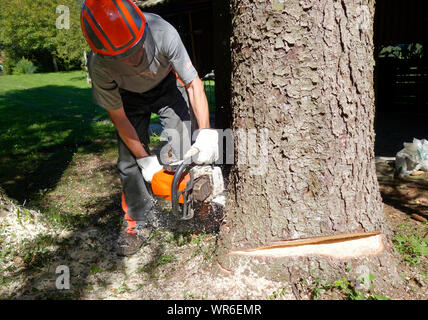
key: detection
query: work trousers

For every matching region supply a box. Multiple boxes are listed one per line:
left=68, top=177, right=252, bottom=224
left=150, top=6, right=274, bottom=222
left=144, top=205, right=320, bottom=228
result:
left=117, top=71, right=193, bottom=233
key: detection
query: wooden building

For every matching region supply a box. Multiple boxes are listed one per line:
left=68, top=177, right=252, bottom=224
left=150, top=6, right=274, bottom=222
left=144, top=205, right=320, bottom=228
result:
left=375, top=0, right=428, bottom=113
left=136, top=0, right=214, bottom=77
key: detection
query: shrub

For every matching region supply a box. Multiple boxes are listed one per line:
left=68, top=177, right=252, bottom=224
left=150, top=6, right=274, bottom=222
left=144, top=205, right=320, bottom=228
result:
left=12, top=57, right=37, bottom=75
left=2, top=56, right=16, bottom=75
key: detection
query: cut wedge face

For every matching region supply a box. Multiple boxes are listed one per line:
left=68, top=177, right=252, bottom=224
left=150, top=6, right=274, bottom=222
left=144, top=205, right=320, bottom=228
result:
left=229, top=232, right=384, bottom=259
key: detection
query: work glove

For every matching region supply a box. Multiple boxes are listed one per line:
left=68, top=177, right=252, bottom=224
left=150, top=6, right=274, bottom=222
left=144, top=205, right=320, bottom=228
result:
left=136, top=155, right=163, bottom=183
left=185, top=129, right=219, bottom=165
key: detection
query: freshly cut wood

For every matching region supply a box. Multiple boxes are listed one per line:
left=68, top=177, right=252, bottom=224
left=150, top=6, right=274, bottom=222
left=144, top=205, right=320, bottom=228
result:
left=135, top=0, right=166, bottom=7
left=230, top=233, right=384, bottom=259
left=411, top=214, right=427, bottom=223
left=410, top=171, right=426, bottom=177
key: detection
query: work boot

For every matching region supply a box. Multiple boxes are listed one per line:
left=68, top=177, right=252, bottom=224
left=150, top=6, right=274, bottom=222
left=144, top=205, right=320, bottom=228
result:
left=115, top=224, right=155, bottom=257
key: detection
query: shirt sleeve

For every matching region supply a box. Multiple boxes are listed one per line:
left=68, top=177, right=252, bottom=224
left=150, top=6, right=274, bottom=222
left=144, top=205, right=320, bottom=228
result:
left=88, top=55, right=123, bottom=110
left=164, top=28, right=198, bottom=85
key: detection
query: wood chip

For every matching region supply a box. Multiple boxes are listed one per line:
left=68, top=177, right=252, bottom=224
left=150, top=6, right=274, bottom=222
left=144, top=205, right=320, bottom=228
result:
left=410, top=171, right=426, bottom=176
left=0, top=209, right=9, bottom=218
left=411, top=214, right=427, bottom=223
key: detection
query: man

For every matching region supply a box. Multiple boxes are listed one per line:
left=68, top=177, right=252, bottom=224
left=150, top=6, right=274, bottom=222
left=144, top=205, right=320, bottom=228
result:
left=81, top=0, right=219, bottom=256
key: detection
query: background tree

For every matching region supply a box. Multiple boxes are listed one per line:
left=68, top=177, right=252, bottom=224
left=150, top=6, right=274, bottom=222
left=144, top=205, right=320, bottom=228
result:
left=0, top=0, right=87, bottom=73
left=214, top=0, right=402, bottom=295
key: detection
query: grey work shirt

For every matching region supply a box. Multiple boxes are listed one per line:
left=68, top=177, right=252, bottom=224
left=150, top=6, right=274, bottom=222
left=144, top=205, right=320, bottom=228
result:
left=88, top=13, right=198, bottom=110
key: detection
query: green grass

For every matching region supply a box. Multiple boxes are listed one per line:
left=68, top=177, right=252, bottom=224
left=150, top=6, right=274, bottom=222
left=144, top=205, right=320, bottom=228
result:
left=311, top=276, right=390, bottom=300
left=0, top=71, right=114, bottom=202
left=202, top=80, right=215, bottom=114
left=0, top=71, right=167, bottom=204
left=393, top=224, right=428, bottom=266
left=268, top=288, right=287, bottom=300
left=0, top=71, right=111, bottom=154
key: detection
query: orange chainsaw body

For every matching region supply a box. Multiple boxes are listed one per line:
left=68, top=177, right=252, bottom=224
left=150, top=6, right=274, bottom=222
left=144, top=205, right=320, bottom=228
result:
left=151, top=169, right=190, bottom=204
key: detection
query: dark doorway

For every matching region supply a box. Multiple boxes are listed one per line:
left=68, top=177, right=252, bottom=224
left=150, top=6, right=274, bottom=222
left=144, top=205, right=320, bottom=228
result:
left=374, top=0, right=428, bottom=157
left=141, top=0, right=214, bottom=77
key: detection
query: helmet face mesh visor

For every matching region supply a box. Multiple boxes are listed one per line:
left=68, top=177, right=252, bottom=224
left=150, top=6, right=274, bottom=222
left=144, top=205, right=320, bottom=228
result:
left=102, top=25, right=156, bottom=71
left=81, top=0, right=148, bottom=59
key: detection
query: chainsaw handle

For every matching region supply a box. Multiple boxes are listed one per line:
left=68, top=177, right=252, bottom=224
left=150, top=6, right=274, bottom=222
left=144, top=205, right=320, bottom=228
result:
left=171, top=157, right=195, bottom=220
left=163, top=151, right=199, bottom=172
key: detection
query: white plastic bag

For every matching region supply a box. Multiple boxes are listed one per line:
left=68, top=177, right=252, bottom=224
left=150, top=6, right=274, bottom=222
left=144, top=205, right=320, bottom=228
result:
left=395, top=138, right=428, bottom=176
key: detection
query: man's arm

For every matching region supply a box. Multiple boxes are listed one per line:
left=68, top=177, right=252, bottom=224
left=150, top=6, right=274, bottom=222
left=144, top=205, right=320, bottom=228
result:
left=184, top=76, right=219, bottom=164
left=185, top=76, right=210, bottom=129
left=107, top=107, right=149, bottom=158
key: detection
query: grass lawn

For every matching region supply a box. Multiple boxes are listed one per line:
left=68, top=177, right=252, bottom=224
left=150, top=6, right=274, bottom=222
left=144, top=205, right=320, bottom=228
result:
left=0, top=71, right=115, bottom=204
left=0, top=71, right=169, bottom=204
left=203, top=79, right=216, bottom=114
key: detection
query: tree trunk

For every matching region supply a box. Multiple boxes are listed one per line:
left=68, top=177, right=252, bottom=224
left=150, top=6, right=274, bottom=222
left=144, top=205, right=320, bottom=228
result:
left=52, top=54, right=59, bottom=72
left=215, top=0, right=402, bottom=296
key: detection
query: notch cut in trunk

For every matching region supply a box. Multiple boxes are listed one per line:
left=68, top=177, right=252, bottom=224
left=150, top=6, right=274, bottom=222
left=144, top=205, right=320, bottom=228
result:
left=229, top=232, right=384, bottom=259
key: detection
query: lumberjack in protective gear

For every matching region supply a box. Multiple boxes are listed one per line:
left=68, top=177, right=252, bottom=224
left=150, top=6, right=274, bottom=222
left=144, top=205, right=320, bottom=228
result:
left=81, top=0, right=219, bottom=255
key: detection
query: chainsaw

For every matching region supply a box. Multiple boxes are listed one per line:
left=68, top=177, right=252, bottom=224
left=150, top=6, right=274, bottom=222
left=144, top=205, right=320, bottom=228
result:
left=150, top=156, right=225, bottom=220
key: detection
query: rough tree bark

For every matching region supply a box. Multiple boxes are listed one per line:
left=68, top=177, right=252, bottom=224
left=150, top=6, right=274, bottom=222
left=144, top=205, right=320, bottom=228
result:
left=214, top=0, right=402, bottom=296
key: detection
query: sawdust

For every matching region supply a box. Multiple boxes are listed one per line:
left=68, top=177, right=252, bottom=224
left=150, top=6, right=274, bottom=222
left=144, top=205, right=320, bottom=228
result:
left=0, top=154, right=426, bottom=300
left=0, top=190, right=293, bottom=300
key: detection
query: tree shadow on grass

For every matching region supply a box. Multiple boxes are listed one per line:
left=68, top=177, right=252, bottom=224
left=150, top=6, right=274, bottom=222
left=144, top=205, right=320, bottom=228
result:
left=5, top=192, right=224, bottom=299
left=376, top=161, right=428, bottom=219
left=380, top=181, right=428, bottom=220
left=4, top=192, right=125, bottom=300
left=0, top=85, right=112, bottom=204
left=0, top=84, right=224, bottom=299
left=0, top=85, right=129, bottom=299
left=69, top=76, right=87, bottom=82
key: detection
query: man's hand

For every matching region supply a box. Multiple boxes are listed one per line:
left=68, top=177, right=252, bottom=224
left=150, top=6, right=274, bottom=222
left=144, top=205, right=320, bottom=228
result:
left=136, top=156, right=163, bottom=183
left=185, top=129, right=219, bottom=164
left=107, top=107, right=149, bottom=159
left=108, top=108, right=162, bottom=182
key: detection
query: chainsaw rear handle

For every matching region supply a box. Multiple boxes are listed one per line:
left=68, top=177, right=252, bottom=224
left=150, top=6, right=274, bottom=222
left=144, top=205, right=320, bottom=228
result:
left=171, top=155, right=197, bottom=220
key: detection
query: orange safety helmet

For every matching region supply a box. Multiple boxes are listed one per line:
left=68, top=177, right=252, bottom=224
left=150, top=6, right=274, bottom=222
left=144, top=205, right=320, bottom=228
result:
left=81, top=0, right=147, bottom=60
